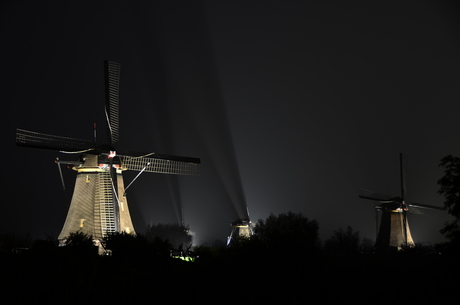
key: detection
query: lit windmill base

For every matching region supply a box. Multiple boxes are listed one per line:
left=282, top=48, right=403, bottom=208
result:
left=58, top=154, right=135, bottom=250
left=375, top=204, right=415, bottom=251
left=227, top=219, right=252, bottom=246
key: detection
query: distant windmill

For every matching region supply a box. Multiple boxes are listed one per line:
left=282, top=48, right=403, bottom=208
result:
left=227, top=207, right=253, bottom=246
left=359, top=153, right=444, bottom=251
left=16, top=61, right=200, bottom=249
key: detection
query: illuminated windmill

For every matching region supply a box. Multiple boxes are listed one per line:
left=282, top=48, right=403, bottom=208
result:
left=16, top=61, right=200, bottom=247
left=359, top=153, right=443, bottom=251
left=227, top=207, right=253, bottom=246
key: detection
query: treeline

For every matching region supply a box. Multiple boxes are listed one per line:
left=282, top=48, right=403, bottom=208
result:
left=201, top=211, right=453, bottom=262
left=0, top=223, right=192, bottom=258
left=1, top=212, right=459, bottom=304
left=1, top=211, right=456, bottom=259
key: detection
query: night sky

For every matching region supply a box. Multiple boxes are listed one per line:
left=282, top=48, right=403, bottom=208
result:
left=2, top=1, right=459, bottom=245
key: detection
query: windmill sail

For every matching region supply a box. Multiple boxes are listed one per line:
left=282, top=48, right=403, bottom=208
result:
left=104, top=60, right=120, bottom=144
left=16, top=128, right=94, bottom=152
left=358, top=189, right=392, bottom=202
left=120, top=153, right=200, bottom=175
left=400, top=153, right=407, bottom=202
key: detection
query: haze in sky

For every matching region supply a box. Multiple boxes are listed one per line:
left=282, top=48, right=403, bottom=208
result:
left=1, top=1, right=459, bottom=245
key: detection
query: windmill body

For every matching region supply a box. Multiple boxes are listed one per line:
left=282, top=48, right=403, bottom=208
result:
left=374, top=202, right=414, bottom=250
left=359, top=154, right=443, bottom=252
left=227, top=218, right=252, bottom=246
left=16, top=61, right=200, bottom=248
left=58, top=154, right=135, bottom=241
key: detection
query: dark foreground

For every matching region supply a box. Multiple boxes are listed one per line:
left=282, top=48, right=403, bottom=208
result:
left=2, top=247, right=459, bottom=305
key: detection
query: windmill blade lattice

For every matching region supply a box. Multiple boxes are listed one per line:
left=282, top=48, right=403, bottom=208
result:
left=407, top=202, right=445, bottom=213
left=16, top=128, right=94, bottom=152
left=104, top=60, right=120, bottom=144
left=400, top=153, right=408, bottom=202
left=120, top=154, right=200, bottom=175
left=358, top=188, right=393, bottom=202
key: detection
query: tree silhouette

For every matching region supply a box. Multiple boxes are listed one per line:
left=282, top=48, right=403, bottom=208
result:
left=438, top=155, right=460, bottom=243
left=61, top=232, right=97, bottom=258
left=103, top=232, right=152, bottom=259
left=145, top=223, right=192, bottom=250
left=324, top=226, right=360, bottom=255
left=64, top=231, right=94, bottom=247
left=252, top=211, right=320, bottom=255
left=0, top=232, right=32, bottom=253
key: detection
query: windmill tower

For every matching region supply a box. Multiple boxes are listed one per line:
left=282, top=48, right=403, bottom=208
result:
left=227, top=207, right=253, bottom=246
left=227, top=219, right=252, bottom=246
left=16, top=61, right=200, bottom=248
left=359, top=153, right=444, bottom=251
